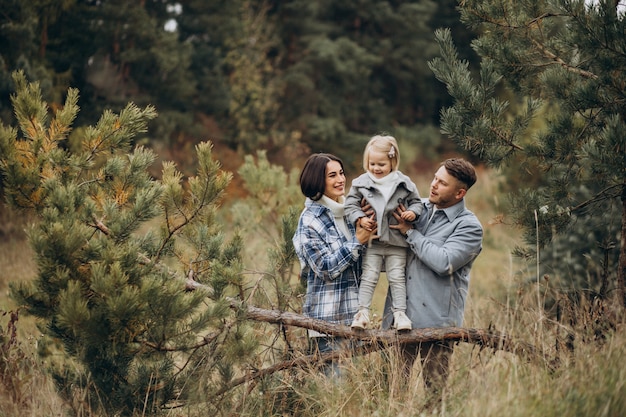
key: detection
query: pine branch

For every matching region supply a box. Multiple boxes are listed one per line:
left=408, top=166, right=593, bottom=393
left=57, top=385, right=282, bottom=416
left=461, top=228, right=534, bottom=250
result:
left=464, top=8, right=598, bottom=79
left=485, top=128, right=524, bottom=151
left=464, top=8, right=567, bottom=30
left=208, top=349, right=344, bottom=400
left=138, top=327, right=224, bottom=352
left=91, top=214, right=110, bottom=235
left=155, top=208, right=196, bottom=263
left=530, top=38, right=598, bottom=79
left=569, top=184, right=624, bottom=213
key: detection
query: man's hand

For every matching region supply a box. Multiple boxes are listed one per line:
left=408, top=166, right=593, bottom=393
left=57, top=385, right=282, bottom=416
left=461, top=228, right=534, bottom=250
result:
left=389, top=203, right=412, bottom=236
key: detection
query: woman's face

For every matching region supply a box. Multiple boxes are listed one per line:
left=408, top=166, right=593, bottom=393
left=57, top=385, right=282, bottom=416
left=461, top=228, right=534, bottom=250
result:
left=323, top=160, right=346, bottom=201
left=368, top=149, right=392, bottom=179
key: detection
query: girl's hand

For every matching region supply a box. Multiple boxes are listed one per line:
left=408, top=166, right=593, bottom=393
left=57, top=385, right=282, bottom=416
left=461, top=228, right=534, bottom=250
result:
left=356, top=213, right=377, bottom=244
left=401, top=210, right=416, bottom=222
left=389, top=204, right=411, bottom=236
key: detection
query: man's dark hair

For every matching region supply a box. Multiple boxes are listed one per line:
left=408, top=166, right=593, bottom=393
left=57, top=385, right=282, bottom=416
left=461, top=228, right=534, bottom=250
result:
left=299, top=153, right=344, bottom=201
left=443, top=158, right=477, bottom=190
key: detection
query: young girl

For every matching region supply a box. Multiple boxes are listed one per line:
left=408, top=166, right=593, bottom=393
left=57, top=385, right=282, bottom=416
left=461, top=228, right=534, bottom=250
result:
left=345, top=135, right=423, bottom=331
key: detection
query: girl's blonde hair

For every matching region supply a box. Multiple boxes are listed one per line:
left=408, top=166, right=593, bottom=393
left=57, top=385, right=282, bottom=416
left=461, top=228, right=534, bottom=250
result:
left=363, top=134, right=400, bottom=172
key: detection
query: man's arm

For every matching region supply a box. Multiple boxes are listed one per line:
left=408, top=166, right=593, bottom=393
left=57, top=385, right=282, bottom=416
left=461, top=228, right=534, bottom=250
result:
left=391, top=204, right=483, bottom=274
left=408, top=218, right=483, bottom=275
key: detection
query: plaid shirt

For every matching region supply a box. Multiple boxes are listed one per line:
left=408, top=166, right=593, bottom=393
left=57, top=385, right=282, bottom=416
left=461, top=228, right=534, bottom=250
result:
left=292, top=198, right=363, bottom=326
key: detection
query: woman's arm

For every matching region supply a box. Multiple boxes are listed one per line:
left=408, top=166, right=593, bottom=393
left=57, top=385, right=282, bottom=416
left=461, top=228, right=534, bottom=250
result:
left=294, top=212, right=363, bottom=281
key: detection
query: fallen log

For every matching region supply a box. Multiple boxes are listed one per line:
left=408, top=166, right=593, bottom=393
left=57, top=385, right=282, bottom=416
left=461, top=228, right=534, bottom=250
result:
left=234, top=299, right=542, bottom=359
left=202, top=299, right=552, bottom=400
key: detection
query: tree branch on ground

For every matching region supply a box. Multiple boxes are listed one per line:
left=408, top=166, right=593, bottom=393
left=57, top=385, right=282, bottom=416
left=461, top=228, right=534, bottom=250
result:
left=204, top=297, right=554, bottom=397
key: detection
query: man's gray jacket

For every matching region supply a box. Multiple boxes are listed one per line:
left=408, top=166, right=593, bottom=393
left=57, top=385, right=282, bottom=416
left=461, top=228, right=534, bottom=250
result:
left=383, top=198, right=483, bottom=328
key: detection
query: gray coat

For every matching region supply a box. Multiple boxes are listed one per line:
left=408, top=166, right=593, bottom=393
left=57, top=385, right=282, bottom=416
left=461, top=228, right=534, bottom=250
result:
left=344, top=171, right=423, bottom=247
left=383, top=198, right=483, bottom=328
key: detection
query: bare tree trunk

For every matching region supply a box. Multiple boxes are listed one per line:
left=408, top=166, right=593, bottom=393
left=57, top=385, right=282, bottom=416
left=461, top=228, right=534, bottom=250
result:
left=617, top=179, right=626, bottom=308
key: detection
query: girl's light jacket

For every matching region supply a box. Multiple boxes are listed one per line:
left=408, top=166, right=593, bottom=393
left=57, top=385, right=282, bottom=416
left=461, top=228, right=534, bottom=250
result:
left=344, top=171, right=423, bottom=248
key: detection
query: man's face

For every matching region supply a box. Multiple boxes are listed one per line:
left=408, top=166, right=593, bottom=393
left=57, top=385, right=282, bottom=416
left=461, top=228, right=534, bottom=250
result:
left=428, top=165, right=466, bottom=209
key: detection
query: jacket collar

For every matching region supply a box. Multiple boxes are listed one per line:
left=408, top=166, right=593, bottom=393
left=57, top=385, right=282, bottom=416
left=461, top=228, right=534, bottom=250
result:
left=427, top=198, right=466, bottom=222
left=304, top=198, right=330, bottom=216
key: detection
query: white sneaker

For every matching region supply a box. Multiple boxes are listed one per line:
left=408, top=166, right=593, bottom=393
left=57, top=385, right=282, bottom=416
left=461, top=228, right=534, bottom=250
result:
left=393, top=311, right=412, bottom=331
left=351, top=309, right=370, bottom=329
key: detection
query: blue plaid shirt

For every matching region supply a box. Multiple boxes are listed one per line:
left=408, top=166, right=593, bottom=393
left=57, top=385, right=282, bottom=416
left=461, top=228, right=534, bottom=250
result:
left=293, top=198, right=363, bottom=326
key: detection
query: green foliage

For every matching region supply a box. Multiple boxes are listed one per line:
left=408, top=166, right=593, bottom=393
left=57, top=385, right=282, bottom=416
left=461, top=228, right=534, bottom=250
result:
left=0, top=71, right=259, bottom=415
left=271, top=0, right=446, bottom=163
left=223, top=2, right=283, bottom=153
left=428, top=1, right=626, bottom=300
left=0, top=1, right=481, bottom=173
left=231, top=151, right=302, bottom=310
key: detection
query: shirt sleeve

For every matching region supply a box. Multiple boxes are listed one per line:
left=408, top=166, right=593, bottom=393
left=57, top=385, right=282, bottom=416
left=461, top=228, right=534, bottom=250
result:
left=406, top=217, right=483, bottom=276
left=344, top=186, right=366, bottom=226
left=406, top=191, right=425, bottom=218
left=296, top=214, right=362, bottom=282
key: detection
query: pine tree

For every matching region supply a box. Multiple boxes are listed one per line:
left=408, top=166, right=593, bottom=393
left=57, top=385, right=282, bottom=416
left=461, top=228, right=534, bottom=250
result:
left=223, top=2, right=283, bottom=153
left=428, top=1, right=626, bottom=305
left=0, top=71, right=259, bottom=415
left=267, top=0, right=441, bottom=168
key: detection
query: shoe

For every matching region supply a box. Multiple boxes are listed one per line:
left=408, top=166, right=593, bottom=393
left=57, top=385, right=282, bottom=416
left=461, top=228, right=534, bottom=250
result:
left=393, top=311, right=412, bottom=331
left=351, top=309, right=370, bottom=329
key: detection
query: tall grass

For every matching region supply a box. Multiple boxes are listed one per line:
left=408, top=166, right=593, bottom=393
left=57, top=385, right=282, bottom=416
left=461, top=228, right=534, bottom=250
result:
left=210, top=287, right=625, bottom=417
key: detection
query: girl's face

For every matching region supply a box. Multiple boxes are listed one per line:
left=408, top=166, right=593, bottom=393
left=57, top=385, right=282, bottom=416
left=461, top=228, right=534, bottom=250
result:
left=368, top=149, right=392, bottom=179
left=323, top=160, right=346, bottom=201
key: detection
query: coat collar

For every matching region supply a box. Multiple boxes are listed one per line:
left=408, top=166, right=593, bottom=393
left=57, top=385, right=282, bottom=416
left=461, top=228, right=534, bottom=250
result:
left=426, top=198, right=466, bottom=222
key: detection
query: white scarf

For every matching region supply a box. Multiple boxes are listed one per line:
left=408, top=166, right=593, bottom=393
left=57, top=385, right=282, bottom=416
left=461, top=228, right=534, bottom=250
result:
left=367, top=171, right=397, bottom=202
left=319, top=195, right=350, bottom=239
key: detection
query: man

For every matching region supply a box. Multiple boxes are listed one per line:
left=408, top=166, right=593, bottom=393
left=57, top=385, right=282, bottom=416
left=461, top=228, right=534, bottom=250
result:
left=385, top=158, right=483, bottom=396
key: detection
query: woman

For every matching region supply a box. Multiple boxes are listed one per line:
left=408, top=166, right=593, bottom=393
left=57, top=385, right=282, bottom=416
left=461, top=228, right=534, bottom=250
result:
left=292, top=153, right=375, bottom=362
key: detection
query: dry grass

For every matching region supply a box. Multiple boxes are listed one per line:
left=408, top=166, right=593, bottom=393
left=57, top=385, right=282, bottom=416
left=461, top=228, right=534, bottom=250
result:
left=0, top=207, right=67, bottom=416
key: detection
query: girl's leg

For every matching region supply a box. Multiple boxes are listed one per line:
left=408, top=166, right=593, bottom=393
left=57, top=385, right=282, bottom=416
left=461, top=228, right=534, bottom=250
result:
left=385, top=248, right=407, bottom=312
left=358, top=246, right=384, bottom=310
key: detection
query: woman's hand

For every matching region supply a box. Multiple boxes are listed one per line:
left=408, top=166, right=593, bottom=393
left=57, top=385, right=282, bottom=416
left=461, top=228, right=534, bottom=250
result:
left=360, top=198, right=375, bottom=218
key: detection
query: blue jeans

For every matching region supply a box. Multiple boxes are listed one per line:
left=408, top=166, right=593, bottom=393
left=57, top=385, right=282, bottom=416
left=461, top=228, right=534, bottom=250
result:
left=308, top=337, right=352, bottom=378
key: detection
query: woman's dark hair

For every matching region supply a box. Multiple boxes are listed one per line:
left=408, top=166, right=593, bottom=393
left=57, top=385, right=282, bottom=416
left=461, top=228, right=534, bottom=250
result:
left=299, top=153, right=344, bottom=201
left=442, top=158, right=477, bottom=190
